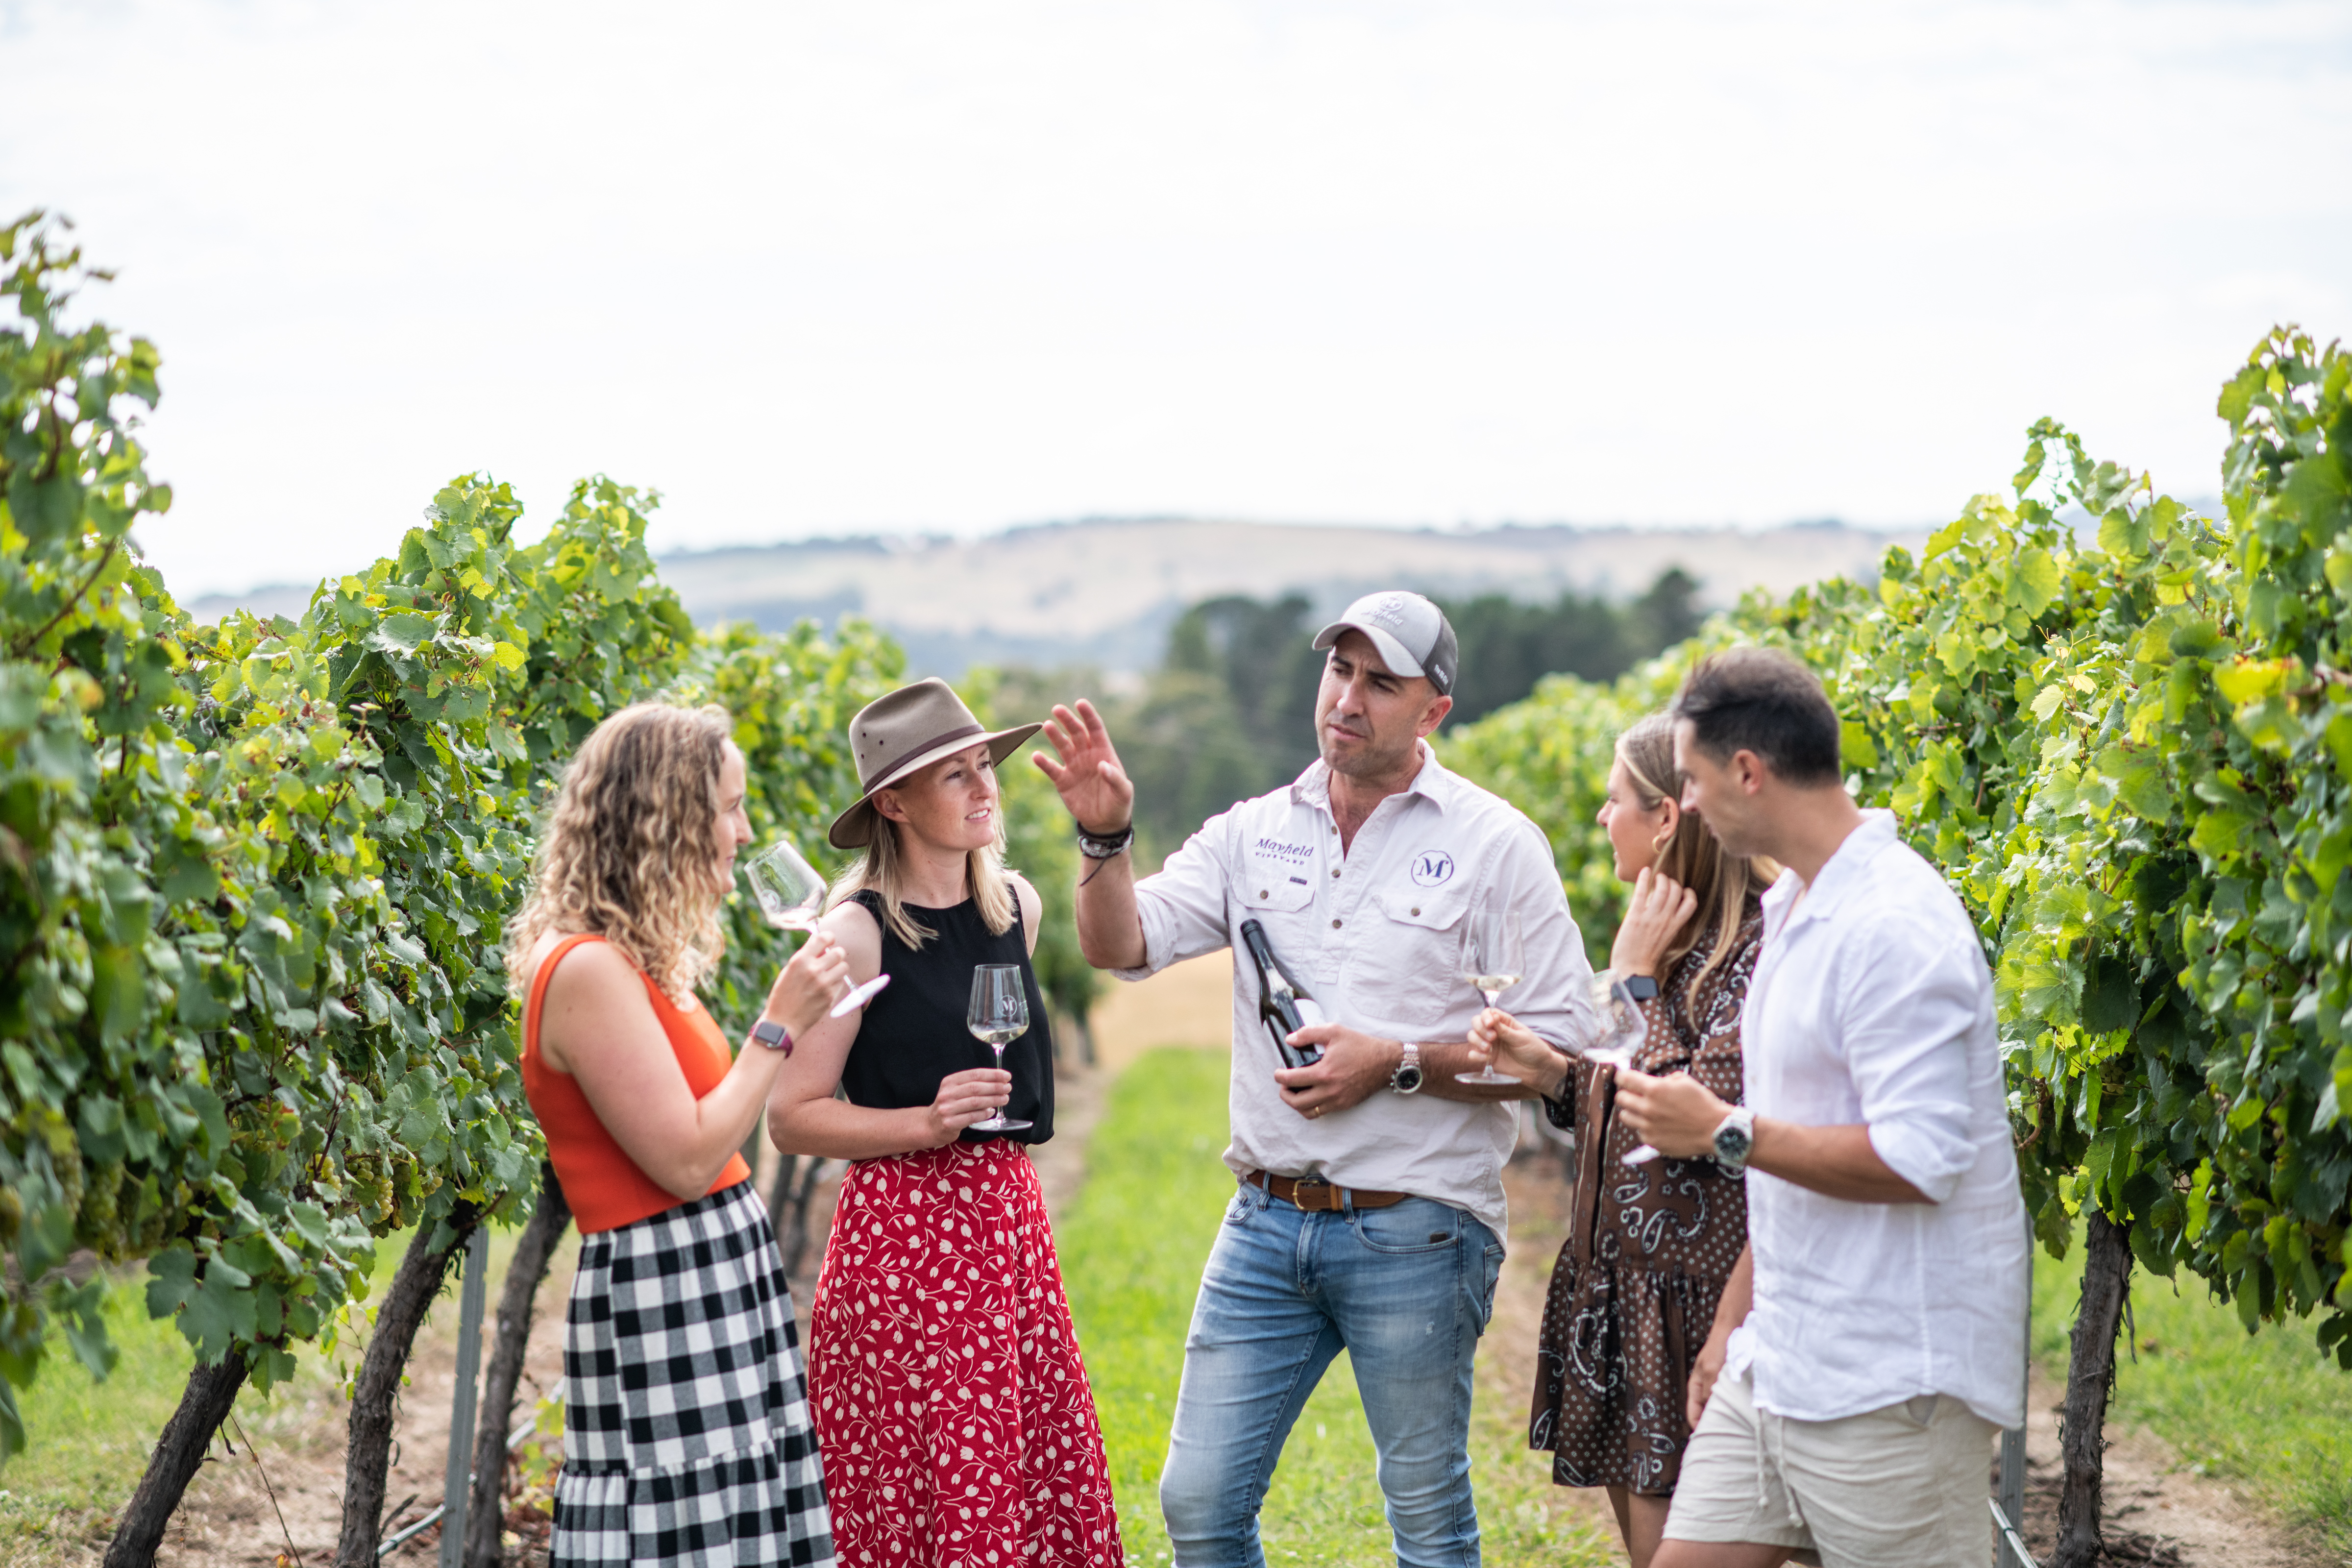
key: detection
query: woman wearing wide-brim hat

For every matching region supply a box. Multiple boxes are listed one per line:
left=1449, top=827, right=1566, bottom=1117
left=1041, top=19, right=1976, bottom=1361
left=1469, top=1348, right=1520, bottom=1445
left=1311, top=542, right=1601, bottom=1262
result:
left=766, top=678, right=1124, bottom=1568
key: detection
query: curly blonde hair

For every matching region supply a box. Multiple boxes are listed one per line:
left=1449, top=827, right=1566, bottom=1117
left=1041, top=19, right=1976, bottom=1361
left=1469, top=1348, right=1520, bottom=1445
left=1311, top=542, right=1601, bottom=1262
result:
left=507, top=702, right=735, bottom=1004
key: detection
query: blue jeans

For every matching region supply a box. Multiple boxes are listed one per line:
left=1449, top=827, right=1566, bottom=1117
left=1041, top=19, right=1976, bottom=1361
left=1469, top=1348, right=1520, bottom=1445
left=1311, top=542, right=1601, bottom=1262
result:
left=1159, top=1181, right=1506, bottom=1568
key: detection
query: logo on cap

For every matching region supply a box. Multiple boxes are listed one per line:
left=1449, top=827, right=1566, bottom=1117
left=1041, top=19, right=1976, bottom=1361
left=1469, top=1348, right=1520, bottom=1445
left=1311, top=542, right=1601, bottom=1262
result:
left=1361, top=593, right=1415, bottom=631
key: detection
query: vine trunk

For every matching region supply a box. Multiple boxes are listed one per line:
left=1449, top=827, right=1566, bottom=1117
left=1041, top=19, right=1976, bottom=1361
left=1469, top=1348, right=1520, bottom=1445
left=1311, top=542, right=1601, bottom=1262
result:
left=334, top=1204, right=482, bottom=1568
left=462, top=1166, right=572, bottom=1568
left=2055, top=1209, right=2132, bottom=1568
left=100, top=1352, right=249, bottom=1568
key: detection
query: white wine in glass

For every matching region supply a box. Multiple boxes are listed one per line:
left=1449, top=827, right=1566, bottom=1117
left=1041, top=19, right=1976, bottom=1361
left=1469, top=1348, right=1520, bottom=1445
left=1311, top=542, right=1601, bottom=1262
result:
left=742, top=839, right=890, bottom=1018
left=965, top=964, right=1032, bottom=1133
left=1455, top=908, right=1526, bottom=1085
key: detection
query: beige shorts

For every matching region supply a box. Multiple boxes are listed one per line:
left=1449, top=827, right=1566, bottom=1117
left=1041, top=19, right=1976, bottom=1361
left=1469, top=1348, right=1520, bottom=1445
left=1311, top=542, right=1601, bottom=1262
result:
left=1664, top=1368, right=1997, bottom=1568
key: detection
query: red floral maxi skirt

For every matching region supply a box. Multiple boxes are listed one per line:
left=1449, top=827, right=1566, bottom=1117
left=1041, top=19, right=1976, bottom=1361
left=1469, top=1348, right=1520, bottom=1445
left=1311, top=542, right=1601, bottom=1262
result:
left=807, top=1138, right=1124, bottom=1568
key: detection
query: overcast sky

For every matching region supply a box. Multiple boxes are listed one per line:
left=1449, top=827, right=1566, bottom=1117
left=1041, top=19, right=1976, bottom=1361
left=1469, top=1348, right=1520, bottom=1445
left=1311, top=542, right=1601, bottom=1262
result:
left=3, top=0, right=2347, bottom=595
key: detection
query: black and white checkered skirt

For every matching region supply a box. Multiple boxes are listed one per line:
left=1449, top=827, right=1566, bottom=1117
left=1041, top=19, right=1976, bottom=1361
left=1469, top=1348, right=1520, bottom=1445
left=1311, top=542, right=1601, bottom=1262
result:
left=553, top=1180, right=836, bottom=1567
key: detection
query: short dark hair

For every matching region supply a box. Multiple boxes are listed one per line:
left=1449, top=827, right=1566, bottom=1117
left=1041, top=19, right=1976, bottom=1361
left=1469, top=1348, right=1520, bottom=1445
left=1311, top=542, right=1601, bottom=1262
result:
left=1670, top=646, right=1843, bottom=788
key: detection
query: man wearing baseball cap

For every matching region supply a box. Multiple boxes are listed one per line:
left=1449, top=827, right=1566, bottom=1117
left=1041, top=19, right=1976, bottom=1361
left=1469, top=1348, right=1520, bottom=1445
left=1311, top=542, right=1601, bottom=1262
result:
left=1038, top=590, right=1594, bottom=1567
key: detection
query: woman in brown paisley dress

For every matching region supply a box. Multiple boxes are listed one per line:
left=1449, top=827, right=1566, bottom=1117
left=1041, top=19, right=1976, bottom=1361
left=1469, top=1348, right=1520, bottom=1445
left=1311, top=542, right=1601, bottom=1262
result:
left=1466, top=712, right=1776, bottom=1568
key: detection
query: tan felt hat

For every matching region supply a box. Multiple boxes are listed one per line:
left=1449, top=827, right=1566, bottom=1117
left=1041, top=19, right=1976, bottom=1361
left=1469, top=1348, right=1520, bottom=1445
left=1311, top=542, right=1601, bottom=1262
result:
left=827, top=678, right=1043, bottom=850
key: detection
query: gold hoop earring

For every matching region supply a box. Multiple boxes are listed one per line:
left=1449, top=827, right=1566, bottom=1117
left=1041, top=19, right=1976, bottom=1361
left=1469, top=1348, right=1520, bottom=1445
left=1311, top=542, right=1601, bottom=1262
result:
left=1650, top=828, right=1672, bottom=854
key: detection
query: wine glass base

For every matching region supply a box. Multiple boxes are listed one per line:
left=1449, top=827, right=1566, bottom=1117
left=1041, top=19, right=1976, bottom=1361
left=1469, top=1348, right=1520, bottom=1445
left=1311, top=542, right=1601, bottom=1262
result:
left=830, top=973, right=892, bottom=1018
left=1453, top=1069, right=1522, bottom=1086
left=1621, top=1143, right=1661, bottom=1165
left=967, top=1116, right=1032, bottom=1132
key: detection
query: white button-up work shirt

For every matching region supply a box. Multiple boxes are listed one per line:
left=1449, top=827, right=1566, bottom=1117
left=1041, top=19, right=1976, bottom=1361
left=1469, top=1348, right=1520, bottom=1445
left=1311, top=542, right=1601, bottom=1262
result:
left=1118, top=744, right=1593, bottom=1240
left=1725, top=809, right=2031, bottom=1429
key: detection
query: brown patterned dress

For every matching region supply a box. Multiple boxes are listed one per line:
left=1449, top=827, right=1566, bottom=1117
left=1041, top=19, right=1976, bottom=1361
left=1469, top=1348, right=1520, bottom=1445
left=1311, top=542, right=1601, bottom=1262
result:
left=1529, top=899, right=1762, bottom=1495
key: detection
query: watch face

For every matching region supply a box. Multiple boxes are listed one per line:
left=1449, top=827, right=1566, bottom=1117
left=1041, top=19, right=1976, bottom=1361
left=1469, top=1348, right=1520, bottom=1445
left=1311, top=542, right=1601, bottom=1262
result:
left=1394, top=1065, right=1424, bottom=1093
left=1716, top=1126, right=1751, bottom=1159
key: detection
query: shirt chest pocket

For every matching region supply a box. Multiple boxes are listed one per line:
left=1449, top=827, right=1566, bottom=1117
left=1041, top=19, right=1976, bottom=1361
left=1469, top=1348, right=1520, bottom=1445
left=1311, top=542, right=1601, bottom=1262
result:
left=1369, top=889, right=1471, bottom=1025
left=1241, top=865, right=1318, bottom=915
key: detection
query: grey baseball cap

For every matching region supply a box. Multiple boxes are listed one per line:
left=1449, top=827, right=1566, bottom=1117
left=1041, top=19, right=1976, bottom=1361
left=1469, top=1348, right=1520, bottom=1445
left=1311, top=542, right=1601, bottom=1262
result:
left=1312, top=591, right=1458, bottom=695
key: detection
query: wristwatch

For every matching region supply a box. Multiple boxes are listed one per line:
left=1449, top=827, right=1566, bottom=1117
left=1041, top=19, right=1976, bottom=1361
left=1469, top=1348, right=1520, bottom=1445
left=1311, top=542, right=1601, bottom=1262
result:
left=1711, top=1106, right=1756, bottom=1173
left=1388, top=1041, right=1424, bottom=1095
left=1622, top=974, right=1660, bottom=1001
left=751, top=1018, right=795, bottom=1056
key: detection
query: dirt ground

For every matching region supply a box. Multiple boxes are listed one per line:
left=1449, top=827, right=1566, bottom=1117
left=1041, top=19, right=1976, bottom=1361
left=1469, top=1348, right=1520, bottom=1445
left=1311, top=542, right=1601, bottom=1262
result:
left=2009, top=1364, right=2333, bottom=1568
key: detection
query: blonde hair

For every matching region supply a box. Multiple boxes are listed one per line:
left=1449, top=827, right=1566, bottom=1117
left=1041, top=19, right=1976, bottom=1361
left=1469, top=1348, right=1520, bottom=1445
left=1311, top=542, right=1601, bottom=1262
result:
left=507, top=702, right=735, bottom=1005
left=1616, top=712, right=1778, bottom=992
left=829, top=764, right=1017, bottom=949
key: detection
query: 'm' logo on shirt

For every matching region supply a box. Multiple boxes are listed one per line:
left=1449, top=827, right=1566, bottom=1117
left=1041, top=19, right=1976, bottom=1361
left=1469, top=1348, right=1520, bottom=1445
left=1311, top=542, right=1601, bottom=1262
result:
left=1410, top=851, right=1455, bottom=887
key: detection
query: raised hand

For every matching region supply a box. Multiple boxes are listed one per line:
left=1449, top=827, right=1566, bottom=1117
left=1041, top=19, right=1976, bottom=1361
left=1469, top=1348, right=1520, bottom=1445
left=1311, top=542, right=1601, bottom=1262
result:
left=1034, top=699, right=1137, bottom=834
left=1608, top=866, right=1699, bottom=979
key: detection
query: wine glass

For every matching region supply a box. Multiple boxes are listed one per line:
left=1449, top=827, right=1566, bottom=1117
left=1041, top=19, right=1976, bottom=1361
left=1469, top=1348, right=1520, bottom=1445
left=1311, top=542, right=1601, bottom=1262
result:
left=1580, top=969, right=1661, bottom=1165
left=965, top=965, right=1033, bottom=1132
left=1454, top=908, right=1526, bottom=1085
left=742, top=839, right=890, bottom=1019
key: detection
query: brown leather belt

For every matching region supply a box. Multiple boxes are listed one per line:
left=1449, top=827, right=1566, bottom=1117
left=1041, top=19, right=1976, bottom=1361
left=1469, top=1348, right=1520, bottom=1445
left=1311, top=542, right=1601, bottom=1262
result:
left=1247, top=1170, right=1408, bottom=1212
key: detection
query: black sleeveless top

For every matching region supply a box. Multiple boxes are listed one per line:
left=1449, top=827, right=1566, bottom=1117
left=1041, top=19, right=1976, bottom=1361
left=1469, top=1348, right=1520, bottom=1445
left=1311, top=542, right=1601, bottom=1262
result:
left=841, top=886, right=1054, bottom=1144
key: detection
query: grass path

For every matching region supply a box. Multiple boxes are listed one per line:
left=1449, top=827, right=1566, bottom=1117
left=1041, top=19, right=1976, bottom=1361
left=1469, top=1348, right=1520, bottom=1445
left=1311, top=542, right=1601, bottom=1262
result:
left=1055, top=1048, right=1620, bottom=1566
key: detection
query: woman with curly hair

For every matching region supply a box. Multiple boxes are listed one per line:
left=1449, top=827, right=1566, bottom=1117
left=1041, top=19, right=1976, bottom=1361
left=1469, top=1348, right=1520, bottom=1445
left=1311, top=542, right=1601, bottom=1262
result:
left=511, top=700, right=850, bottom=1568
left=1467, top=711, right=1776, bottom=1568
left=766, top=679, right=1123, bottom=1568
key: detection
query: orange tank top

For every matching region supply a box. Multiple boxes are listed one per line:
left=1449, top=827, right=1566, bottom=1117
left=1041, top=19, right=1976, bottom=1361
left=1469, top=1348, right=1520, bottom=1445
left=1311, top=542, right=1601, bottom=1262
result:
left=521, top=933, right=752, bottom=1234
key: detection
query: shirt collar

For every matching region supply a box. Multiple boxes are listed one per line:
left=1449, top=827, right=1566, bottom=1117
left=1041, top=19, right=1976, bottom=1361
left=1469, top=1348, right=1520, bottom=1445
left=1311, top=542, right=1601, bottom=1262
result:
left=1294, top=740, right=1451, bottom=814
left=1772, top=808, right=1899, bottom=929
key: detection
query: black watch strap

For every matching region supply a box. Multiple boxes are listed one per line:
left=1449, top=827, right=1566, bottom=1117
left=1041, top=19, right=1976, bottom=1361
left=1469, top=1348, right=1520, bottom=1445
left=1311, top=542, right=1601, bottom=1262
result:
left=1623, top=974, right=1659, bottom=1001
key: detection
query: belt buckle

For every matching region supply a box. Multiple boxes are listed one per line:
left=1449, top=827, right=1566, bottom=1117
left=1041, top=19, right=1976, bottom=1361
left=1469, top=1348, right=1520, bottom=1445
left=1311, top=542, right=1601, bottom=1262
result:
left=1292, top=1176, right=1337, bottom=1212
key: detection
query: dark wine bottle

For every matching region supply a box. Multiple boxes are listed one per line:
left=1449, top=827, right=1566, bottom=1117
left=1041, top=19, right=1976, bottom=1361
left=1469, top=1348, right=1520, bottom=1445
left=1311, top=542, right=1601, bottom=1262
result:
left=1240, top=918, right=1326, bottom=1068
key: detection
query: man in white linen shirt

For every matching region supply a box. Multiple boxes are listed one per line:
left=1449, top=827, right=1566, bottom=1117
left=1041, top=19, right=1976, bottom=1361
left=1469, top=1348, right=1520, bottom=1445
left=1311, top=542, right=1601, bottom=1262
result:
left=1610, top=647, right=2030, bottom=1568
left=1035, top=590, right=1594, bottom=1568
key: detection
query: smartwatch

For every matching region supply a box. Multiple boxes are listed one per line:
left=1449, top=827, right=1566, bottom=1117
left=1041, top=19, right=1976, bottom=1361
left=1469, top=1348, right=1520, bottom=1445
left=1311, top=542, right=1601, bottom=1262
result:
left=1388, top=1041, right=1424, bottom=1095
left=751, top=1018, right=795, bottom=1056
left=1711, top=1106, right=1756, bottom=1173
left=1622, top=974, right=1660, bottom=1001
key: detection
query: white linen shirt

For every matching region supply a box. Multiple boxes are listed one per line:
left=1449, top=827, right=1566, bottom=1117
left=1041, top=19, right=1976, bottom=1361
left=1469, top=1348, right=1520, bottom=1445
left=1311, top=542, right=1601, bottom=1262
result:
left=1117, top=744, right=1593, bottom=1241
left=1724, top=809, right=2031, bottom=1430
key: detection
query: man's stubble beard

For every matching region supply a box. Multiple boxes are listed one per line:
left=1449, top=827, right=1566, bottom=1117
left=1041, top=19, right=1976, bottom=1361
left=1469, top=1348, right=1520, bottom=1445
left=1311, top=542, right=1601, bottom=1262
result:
left=1319, top=724, right=1418, bottom=782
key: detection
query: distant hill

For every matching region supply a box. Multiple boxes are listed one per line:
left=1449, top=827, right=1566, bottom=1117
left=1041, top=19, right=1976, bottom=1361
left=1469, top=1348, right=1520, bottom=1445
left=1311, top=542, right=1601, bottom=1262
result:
left=185, top=516, right=1926, bottom=676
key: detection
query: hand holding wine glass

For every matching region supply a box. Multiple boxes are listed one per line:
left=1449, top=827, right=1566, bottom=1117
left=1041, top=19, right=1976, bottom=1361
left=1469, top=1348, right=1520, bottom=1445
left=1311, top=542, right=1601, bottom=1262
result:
left=918, top=1068, right=1015, bottom=1147
left=965, top=965, right=1033, bottom=1133
left=1454, top=908, right=1526, bottom=1085
left=1462, top=1006, right=1569, bottom=1096
left=760, top=929, right=852, bottom=1037
left=744, top=839, right=891, bottom=1017
left=1579, top=969, right=1662, bottom=1164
